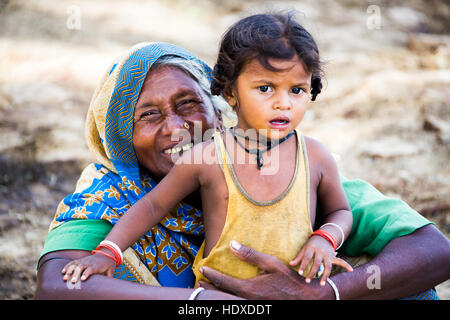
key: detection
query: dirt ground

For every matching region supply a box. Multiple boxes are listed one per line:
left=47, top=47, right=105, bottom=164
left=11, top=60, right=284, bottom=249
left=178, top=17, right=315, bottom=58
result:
left=0, top=0, right=448, bottom=299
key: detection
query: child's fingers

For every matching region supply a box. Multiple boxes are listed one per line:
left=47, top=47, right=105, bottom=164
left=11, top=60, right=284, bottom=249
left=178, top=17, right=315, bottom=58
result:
left=62, top=262, right=78, bottom=280
left=61, top=261, right=75, bottom=274
left=297, top=248, right=314, bottom=276
left=80, top=266, right=95, bottom=281
left=332, top=257, right=354, bottom=273
left=106, top=266, right=115, bottom=278
left=289, top=247, right=305, bottom=266
left=70, top=264, right=87, bottom=284
left=319, top=261, right=332, bottom=287
left=304, top=254, right=322, bottom=283
left=79, top=265, right=115, bottom=281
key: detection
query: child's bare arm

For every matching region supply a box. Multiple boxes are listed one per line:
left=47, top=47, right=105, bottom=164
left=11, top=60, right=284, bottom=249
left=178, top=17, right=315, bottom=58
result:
left=104, top=153, right=202, bottom=251
left=311, top=137, right=353, bottom=244
left=62, top=148, right=203, bottom=283
left=290, top=137, right=353, bottom=285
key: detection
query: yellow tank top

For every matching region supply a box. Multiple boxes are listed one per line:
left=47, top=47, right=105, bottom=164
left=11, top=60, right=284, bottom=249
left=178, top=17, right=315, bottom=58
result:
left=193, top=129, right=313, bottom=283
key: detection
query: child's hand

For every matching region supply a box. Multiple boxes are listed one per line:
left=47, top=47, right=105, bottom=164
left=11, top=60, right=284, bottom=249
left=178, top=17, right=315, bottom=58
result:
left=289, top=235, right=353, bottom=286
left=62, top=252, right=117, bottom=283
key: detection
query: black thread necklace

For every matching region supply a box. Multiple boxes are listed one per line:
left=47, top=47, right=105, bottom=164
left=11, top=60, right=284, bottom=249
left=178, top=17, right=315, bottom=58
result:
left=231, top=128, right=295, bottom=170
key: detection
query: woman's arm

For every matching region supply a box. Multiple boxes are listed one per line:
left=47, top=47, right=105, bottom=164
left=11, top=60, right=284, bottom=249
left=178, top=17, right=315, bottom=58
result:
left=36, top=250, right=241, bottom=300
left=333, top=224, right=450, bottom=300
left=199, top=224, right=450, bottom=299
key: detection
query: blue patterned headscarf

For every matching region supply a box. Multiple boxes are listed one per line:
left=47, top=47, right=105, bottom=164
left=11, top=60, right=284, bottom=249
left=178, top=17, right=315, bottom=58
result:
left=51, top=43, right=213, bottom=287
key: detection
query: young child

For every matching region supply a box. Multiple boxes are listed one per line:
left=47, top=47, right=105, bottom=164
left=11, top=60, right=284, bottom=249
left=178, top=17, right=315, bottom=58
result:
left=62, top=12, right=354, bottom=288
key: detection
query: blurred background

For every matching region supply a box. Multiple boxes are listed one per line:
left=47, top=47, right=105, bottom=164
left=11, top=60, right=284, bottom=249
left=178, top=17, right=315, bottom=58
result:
left=0, top=0, right=448, bottom=299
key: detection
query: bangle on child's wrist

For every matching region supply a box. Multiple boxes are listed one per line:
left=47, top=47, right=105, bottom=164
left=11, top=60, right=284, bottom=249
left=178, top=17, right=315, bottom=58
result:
left=310, top=229, right=337, bottom=251
left=91, top=240, right=123, bottom=267
left=319, top=223, right=345, bottom=250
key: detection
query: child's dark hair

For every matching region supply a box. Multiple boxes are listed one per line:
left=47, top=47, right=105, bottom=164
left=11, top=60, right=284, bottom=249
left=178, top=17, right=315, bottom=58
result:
left=211, top=12, right=323, bottom=101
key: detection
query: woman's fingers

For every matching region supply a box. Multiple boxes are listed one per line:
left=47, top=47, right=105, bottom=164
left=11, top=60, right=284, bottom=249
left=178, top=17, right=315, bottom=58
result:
left=197, top=281, right=217, bottom=290
left=199, top=266, right=244, bottom=296
left=229, top=240, right=288, bottom=274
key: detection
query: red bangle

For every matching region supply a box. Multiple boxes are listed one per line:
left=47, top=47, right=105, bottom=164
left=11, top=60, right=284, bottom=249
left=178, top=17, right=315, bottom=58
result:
left=310, top=229, right=337, bottom=251
left=91, top=249, right=120, bottom=266
left=96, top=243, right=122, bottom=266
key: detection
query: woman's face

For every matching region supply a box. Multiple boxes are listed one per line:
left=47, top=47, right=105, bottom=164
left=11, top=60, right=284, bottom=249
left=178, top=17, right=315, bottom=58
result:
left=133, top=65, right=219, bottom=180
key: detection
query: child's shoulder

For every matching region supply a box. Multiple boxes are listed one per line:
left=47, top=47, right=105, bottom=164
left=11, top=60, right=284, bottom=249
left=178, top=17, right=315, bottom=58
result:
left=302, top=135, right=337, bottom=166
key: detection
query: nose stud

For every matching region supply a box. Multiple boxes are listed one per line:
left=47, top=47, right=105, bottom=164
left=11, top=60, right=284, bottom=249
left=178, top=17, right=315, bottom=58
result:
left=184, top=122, right=190, bottom=129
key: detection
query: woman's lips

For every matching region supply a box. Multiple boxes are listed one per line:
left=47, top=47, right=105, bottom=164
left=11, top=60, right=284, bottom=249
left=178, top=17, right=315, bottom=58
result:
left=161, top=142, right=193, bottom=164
left=163, top=142, right=194, bottom=155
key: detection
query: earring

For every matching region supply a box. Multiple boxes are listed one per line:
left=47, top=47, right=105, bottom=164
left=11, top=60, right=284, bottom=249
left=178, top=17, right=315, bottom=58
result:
left=184, top=122, right=189, bottom=129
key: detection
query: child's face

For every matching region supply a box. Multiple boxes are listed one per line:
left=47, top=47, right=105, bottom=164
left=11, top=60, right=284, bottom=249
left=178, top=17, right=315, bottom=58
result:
left=227, top=55, right=311, bottom=140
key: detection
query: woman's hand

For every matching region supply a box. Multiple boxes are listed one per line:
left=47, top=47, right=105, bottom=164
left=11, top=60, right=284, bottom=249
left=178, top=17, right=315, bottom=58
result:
left=198, top=240, right=335, bottom=300
left=289, top=236, right=353, bottom=286
left=62, top=251, right=116, bottom=283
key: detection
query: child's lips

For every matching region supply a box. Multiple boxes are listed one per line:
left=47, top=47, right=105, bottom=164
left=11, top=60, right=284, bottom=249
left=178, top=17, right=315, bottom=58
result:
left=269, top=117, right=290, bottom=129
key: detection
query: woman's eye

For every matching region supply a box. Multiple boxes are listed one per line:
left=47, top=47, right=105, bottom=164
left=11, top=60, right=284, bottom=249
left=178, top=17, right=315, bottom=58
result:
left=180, top=99, right=196, bottom=106
left=258, top=85, right=273, bottom=93
left=291, top=87, right=304, bottom=95
left=140, top=110, right=160, bottom=121
left=177, top=99, right=200, bottom=112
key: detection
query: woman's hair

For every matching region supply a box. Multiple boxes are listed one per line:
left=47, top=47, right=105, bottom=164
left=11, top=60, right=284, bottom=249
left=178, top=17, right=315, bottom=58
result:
left=151, top=55, right=235, bottom=122
left=211, top=11, right=323, bottom=101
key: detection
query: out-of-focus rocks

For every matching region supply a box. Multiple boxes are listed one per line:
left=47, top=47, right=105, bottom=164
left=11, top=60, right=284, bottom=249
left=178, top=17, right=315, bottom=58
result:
left=359, top=137, right=422, bottom=159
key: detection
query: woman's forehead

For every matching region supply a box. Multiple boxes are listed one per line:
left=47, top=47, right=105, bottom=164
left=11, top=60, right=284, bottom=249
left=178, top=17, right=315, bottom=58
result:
left=145, top=65, right=198, bottom=89
left=139, top=66, right=203, bottom=99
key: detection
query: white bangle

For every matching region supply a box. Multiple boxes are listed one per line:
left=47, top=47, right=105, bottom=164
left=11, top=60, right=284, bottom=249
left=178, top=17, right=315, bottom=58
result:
left=188, top=287, right=205, bottom=300
left=320, top=223, right=345, bottom=250
left=100, top=240, right=123, bottom=261
left=326, top=278, right=340, bottom=300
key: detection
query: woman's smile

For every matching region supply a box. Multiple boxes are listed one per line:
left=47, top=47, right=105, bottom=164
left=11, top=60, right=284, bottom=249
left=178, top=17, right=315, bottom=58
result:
left=163, top=141, right=194, bottom=155
left=133, top=65, right=217, bottom=180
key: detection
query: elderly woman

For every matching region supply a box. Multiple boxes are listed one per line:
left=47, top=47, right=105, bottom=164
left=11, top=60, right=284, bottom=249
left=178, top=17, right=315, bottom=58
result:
left=35, top=43, right=449, bottom=300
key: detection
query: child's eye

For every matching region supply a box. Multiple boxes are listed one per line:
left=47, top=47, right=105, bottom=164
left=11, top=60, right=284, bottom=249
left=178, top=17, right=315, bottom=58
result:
left=258, top=85, right=272, bottom=93
left=291, top=87, right=304, bottom=95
